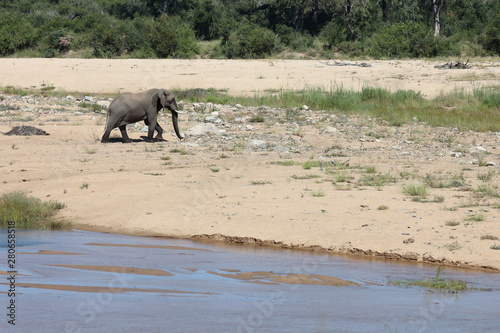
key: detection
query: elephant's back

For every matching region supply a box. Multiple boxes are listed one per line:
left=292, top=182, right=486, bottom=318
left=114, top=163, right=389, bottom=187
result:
left=108, top=93, right=138, bottom=112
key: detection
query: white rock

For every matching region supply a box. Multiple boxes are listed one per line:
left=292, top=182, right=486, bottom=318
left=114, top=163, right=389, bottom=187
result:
left=324, top=126, right=337, bottom=133
left=97, top=100, right=111, bottom=108
left=185, top=123, right=220, bottom=136
left=248, top=139, right=267, bottom=149
left=205, top=116, right=220, bottom=123
left=245, top=125, right=254, bottom=131
left=274, top=145, right=290, bottom=153
left=183, top=142, right=199, bottom=147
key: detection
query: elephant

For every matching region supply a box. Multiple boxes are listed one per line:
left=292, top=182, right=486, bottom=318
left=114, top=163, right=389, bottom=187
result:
left=101, top=88, right=183, bottom=143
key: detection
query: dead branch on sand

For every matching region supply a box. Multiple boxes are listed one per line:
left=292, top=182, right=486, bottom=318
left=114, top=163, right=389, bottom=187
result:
left=434, top=60, right=471, bottom=69
left=311, top=57, right=371, bottom=68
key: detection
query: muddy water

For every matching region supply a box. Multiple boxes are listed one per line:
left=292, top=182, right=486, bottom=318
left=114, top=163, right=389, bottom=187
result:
left=1, top=230, right=499, bottom=333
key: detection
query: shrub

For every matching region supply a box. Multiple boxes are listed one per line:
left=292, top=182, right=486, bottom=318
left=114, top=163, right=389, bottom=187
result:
left=320, top=20, right=347, bottom=49
left=150, top=15, right=198, bottom=58
left=276, top=24, right=314, bottom=51
left=41, top=29, right=73, bottom=58
left=403, top=183, right=429, bottom=197
left=482, top=13, right=500, bottom=55
left=91, top=20, right=125, bottom=57
left=0, top=12, right=39, bottom=56
left=190, top=0, right=234, bottom=41
left=0, top=191, right=68, bottom=229
left=223, top=23, right=276, bottom=59
left=367, top=22, right=458, bottom=58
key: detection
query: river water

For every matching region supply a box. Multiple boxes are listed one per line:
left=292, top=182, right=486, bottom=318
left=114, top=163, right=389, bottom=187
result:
left=0, top=229, right=499, bottom=333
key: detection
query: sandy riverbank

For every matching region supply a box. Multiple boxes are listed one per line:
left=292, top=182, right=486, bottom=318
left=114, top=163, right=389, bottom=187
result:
left=1, top=58, right=499, bottom=271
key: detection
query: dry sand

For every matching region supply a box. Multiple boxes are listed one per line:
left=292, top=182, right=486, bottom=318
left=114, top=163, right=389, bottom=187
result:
left=1, top=58, right=500, bottom=271
left=1, top=58, right=498, bottom=98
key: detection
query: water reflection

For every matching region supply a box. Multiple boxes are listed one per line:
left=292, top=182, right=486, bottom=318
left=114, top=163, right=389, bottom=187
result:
left=0, top=229, right=498, bottom=333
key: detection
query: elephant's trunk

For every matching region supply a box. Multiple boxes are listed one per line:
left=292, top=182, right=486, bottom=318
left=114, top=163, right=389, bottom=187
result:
left=171, top=110, right=183, bottom=140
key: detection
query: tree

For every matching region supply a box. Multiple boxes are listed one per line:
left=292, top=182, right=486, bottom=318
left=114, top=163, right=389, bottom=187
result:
left=223, top=23, right=276, bottom=58
left=433, top=0, right=443, bottom=36
left=150, top=15, right=198, bottom=58
left=381, top=0, right=388, bottom=22
left=0, top=12, right=38, bottom=56
left=334, top=0, right=370, bottom=40
left=483, top=12, right=500, bottom=55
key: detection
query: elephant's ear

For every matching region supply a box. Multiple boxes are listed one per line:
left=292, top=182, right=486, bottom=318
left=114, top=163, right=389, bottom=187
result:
left=158, top=89, right=168, bottom=109
left=152, top=90, right=162, bottom=111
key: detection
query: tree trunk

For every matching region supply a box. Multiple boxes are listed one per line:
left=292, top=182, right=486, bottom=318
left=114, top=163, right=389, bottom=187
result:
left=344, top=0, right=354, bottom=37
left=381, top=0, right=388, bottom=23
left=433, top=0, right=442, bottom=37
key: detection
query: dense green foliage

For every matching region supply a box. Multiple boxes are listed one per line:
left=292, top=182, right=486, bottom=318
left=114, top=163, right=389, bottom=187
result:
left=0, top=0, right=499, bottom=58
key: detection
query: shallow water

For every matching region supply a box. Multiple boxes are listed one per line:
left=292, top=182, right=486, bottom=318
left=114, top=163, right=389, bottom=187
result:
left=1, top=229, right=499, bottom=333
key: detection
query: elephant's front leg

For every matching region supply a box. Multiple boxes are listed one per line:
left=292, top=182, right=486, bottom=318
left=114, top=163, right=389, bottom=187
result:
left=154, top=123, right=164, bottom=140
left=144, top=119, right=164, bottom=141
left=119, top=125, right=132, bottom=143
left=146, top=118, right=157, bottom=142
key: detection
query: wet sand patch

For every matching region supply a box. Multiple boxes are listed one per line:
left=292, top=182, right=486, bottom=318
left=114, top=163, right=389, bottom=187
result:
left=86, top=242, right=211, bottom=252
left=49, top=265, right=173, bottom=276
left=0, top=282, right=213, bottom=295
left=209, top=270, right=357, bottom=286
left=0, top=271, right=24, bottom=275
left=183, top=268, right=198, bottom=272
left=21, top=250, right=87, bottom=255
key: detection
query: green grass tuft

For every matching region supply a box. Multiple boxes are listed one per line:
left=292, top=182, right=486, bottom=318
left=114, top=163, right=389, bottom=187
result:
left=389, top=267, right=468, bottom=292
left=446, top=220, right=460, bottom=226
left=481, top=235, right=499, bottom=240
left=291, top=174, right=321, bottom=180
left=170, top=148, right=193, bottom=155
left=249, top=180, right=272, bottom=185
left=359, top=173, right=396, bottom=188
left=0, top=191, right=69, bottom=229
left=249, top=113, right=265, bottom=123
left=403, top=183, right=429, bottom=197
left=272, top=160, right=297, bottom=166
left=311, top=189, right=325, bottom=197
left=465, top=214, right=485, bottom=222
left=302, top=160, right=321, bottom=170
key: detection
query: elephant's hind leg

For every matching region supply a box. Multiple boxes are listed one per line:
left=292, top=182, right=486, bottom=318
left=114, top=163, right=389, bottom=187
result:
left=101, top=127, right=112, bottom=143
left=119, top=125, right=132, bottom=143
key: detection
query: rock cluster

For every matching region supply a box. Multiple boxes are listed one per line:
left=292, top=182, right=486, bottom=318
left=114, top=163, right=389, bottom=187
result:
left=1, top=93, right=499, bottom=167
